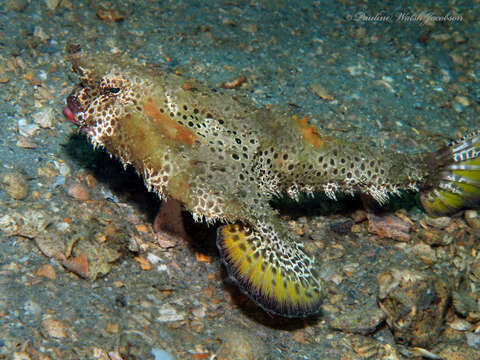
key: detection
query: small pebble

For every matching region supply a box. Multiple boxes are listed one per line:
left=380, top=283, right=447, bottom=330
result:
left=32, top=107, right=54, bottom=128
left=452, top=31, right=466, bottom=44
left=151, top=349, right=176, bottom=360
left=465, top=210, right=480, bottom=230
left=2, top=262, right=19, bottom=272
left=422, top=215, right=451, bottom=229
left=62, top=252, right=89, bottom=278
left=34, top=233, right=65, bottom=258
left=36, top=264, right=57, bottom=280
left=412, top=242, right=437, bottom=264
left=431, top=33, right=451, bottom=41
left=38, top=164, right=59, bottom=178
left=311, top=83, right=334, bottom=100
left=33, top=26, right=49, bottom=41
left=6, top=0, right=29, bottom=12
left=23, top=300, right=42, bottom=318
left=452, top=102, right=463, bottom=113
left=328, top=302, right=386, bottom=335
left=156, top=304, right=185, bottom=322
left=216, top=327, right=267, bottom=360
left=466, top=333, right=480, bottom=347
left=135, top=256, right=152, bottom=271
left=222, top=76, right=247, bottom=89
left=351, top=209, right=367, bottom=222
left=67, top=183, right=90, bottom=201
left=55, top=160, right=71, bottom=177
left=471, top=262, right=480, bottom=279
left=192, top=306, right=206, bottom=318
left=242, top=23, right=258, bottom=34
left=452, top=291, right=478, bottom=317
left=454, top=95, right=470, bottom=107
left=41, top=318, right=67, bottom=338
left=377, top=268, right=449, bottom=347
left=12, top=353, right=31, bottom=360
left=44, top=0, right=61, bottom=11
left=1, top=171, right=29, bottom=200
left=450, top=53, right=465, bottom=66
left=17, top=118, right=39, bottom=137
left=448, top=318, right=471, bottom=331
left=418, top=229, right=453, bottom=246
left=328, top=218, right=353, bottom=235
left=105, top=322, right=120, bottom=334
left=367, top=213, right=411, bottom=242
left=16, top=136, right=37, bottom=148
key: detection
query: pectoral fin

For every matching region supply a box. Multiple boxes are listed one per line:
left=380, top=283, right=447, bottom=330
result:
left=217, top=223, right=323, bottom=318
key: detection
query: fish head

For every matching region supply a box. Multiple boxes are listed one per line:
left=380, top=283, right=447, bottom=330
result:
left=64, top=47, right=147, bottom=145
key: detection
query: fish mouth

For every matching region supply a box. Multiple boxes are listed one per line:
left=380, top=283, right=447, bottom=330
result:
left=63, top=93, right=83, bottom=125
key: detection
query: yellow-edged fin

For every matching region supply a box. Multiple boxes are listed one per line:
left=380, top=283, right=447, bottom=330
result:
left=420, top=130, right=480, bottom=216
left=216, top=223, right=323, bottom=317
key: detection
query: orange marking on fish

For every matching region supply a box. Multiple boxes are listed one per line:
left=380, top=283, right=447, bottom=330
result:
left=293, top=115, right=325, bottom=148
left=143, top=98, right=197, bottom=145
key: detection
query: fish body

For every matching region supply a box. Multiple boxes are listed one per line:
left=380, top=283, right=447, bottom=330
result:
left=66, top=50, right=480, bottom=317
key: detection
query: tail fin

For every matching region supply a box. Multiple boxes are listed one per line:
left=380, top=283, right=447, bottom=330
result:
left=217, top=223, right=323, bottom=318
left=420, top=130, right=480, bottom=216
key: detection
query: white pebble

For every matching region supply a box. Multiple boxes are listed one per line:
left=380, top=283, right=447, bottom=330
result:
left=151, top=349, right=176, bottom=360
left=33, top=108, right=54, bottom=129
left=18, top=118, right=40, bottom=137
left=156, top=305, right=185, bottom=322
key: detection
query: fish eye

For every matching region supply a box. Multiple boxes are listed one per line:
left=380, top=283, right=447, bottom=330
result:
left=109, top=87, right=121, bottom=94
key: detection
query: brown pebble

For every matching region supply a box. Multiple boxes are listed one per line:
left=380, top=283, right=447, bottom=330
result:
left=37, top=164, right=59, bottom=178
left=1, top=171, right=29, bottom=200
left=422, top=214, right=452, bottom=229
left=105, top=322, right=120, bottom=334
left=2, top=262, right=19, bottom=272
left=222, top=76, right=247, bottom=89
left=156, top=234, right=177, bottom=248
left=6, top=0, right=29, bottom=12
left=412, top=242, right=437, bottom=264
left=96, top=8, right=127, bottom=22
left=85, top=174, right=97, bottom=188
left=195, top=252, right=211, bottom=263
left=470, top=262, right=480, bottom=279
left=36, top=264, right=57, bottom=280
left=328, top=302, right=386, bottom=335
left=465, top=210, right=480, bottom=230
left=310, top=83, right=334, bottom=100
left=351, top=209, right=367, bottom=223
left=12, top=352, right=31, bottom=360
left=367, top=213, right=411, bottom=242
left=16, top=136, right=37, bottom=148
left=377, top=268, right=449, bottom=347
left=45, top=0, right=62, bottom=11
left=41, top=318, right=67, bottom=338
left=134, top=256, right=152, bottom=271
left=34, top=233, right=65, bottom=259
left=292, top=328, right=308, bottom=343
left=454, top=95, right=470, bottom=107
left=62, top=252, right=89, bottom=278
left=216, top=327, right=267, bottom=360
left=182, top=81, right=193, bottom=91
left=418, top=228, right=453, bottom=246
left=136, top=224, right=149, bottom=233
left=67, top=183, right=89, bottom=201
left=434, top=343, right=480, bottom=360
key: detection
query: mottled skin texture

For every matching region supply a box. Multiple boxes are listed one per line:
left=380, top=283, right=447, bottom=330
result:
left=66, top=50, right=479, bottom=317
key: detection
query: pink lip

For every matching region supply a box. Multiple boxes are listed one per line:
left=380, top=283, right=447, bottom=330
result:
left=64, top=94, right=82, bottom=125
left=63, top=106, right=76, bottom=122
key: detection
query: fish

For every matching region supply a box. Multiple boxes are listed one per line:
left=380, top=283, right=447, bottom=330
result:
left=64, top=47, right=480, bottom=318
